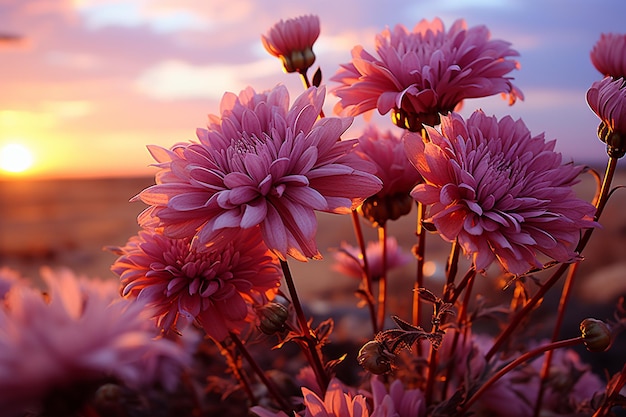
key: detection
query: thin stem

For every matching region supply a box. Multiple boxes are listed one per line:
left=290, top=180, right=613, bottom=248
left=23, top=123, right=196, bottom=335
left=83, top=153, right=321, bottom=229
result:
left=229, top=333, right=292, bottom=412
left=533, top=261, right=580, bottom=417
left=461, top=337, right=584, bottom=414
left=351, top=209, right=378, bottom=334
left=448, top=267, right=477, bottom=305
left=424, top=339, right=439, bottom=404
left=298, top=70, right=325, bottom=117
left=593, top=364, right=626, bottom=417
left=486, top=156, right=618, bottom=361
left=412, top=126, right=429, bottom=328
left=376, top=224, right=388, bottom=332
left=412, top=201, right=426, bottom=328
left=443, top=240, right=460, bottom=301
left=441, top=271, right=476, bottom=398
left=280, top=259, right=330, bottom=393
left=299, top=70, right=311, bottom=88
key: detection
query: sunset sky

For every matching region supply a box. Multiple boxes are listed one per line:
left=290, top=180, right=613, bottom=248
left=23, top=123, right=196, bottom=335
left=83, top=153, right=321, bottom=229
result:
left=1, top=0, right=625, bottom=179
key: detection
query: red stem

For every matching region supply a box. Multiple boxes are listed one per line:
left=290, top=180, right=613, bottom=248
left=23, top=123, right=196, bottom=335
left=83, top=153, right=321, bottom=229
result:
left=351, top=209, right=378, bottom=334
left=376, top=224, right=388, bottom=331
left=280, top=259, right=329, bottom=393
left=462, top=337, right=584, bottom=414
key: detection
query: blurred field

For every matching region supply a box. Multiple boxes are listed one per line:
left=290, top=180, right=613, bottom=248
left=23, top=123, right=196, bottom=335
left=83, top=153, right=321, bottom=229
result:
left=1, top=168, right=625, bottom=311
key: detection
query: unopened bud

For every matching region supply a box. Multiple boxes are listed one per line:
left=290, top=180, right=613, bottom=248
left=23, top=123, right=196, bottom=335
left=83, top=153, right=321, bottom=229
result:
left=357, top=340, right=394, bottom=375
left=257, top=302, right=290, bottom=335
left=580, top=318, right=612, bottom=352
left=597, top=121, right=626, bottom=158
left=360, top=193, right=414, bottom=226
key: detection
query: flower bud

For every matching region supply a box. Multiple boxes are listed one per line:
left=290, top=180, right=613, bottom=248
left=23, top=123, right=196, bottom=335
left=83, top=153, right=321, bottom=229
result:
left=597, top=121, right=626, bottom=158
left=357, top=340, right=393, bottom=375
left=580, top=318, right=612, bottom=352
left=257, top=302, right=290, bottom=335
left=360, top=193, right=414, bottom=226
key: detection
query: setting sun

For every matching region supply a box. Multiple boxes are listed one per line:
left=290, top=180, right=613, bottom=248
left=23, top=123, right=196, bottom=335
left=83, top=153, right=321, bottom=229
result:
left=0, top=143, right=34, bottom=174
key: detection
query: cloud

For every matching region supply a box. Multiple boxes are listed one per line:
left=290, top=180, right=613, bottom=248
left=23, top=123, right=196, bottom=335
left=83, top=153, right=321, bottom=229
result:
left=42, top=100, right=95, bottom=119
left=77, top=1, right=209, bottom=33
left=134, top=59, right=278, bottom=100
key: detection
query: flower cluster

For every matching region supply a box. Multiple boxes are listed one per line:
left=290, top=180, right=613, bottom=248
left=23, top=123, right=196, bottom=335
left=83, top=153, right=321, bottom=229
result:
left=0, top=268, right=190, bottom=417
left=4, top=11, right=626, bottom=417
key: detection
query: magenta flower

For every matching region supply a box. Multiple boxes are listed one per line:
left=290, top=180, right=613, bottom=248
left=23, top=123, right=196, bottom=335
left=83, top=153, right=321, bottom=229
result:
left=369, top=376, right=426, bottom=417
left=0, top=267, right=21, bottom=299
left=136, top=85, right=382, bottom=261
left=586, top=76, right=626, bottom=158
left=332, top=18, right=522, bottom=130
left=356, top=125, right=422, bottom=225
left=0, top=268, right=188, bottom=417
left=404, top=111, right=597, bottom=275
left=332, top=237, right=412, bottom=282
left=262, top=14, right=321, bottom=74
left=111, top=227, right=282, bottom=341
left=590, top=33, right=626, bottom=79
left=252, top=378, right=369, bottom=417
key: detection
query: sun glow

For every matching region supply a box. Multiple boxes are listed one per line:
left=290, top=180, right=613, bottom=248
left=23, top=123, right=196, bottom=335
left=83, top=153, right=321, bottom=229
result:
left=0, top=143, right=34, bottom=174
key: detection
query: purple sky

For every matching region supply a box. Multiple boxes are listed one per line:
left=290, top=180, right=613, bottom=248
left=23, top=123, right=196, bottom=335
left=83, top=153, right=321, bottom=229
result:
left=1, top=0, right=624, bottom=178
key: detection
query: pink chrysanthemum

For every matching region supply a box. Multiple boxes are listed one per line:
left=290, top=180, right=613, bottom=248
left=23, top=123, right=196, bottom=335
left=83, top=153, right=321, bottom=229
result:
left=404, top=111, right=597, bottom=275
left=586, top=76, right=626, bottom=158
left=111, top=227, right=282, bottom=341
left=332, top=18, right=522, bottom=130
left=332, top=237, right=412, bottom=282
left=590, top=33, right=626, bottom=79
left=136, top=85, right=382, bottom=261
left=252, top=378, right=369, bottom=417
left=0, top=267, right=21, bottom=299
left=369, top=376, right=426, bottom=417
left=356, top=125, right=422, bottom=225
left=0, top=267, right=188, bottom=417
left=262, top=15, right=321, bottom=74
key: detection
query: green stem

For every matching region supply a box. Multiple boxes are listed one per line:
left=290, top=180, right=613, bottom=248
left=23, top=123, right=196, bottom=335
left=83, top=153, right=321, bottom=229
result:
left=461, top=337, right=584, bottom=414
left=486, top=156, right=618, bottom=361
left=280, top=259, right=330, bottom=393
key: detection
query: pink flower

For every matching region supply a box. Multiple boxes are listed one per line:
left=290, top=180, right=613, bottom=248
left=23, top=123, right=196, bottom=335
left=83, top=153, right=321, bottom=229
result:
left=590, top=33, right=626, bottom=79
left=356, top=125, right=422, bottom=224
left=332, top=18, right=522, bottom=130
left=404, top=111, right=597, bottom=275
left=369, top=376, right=426, bottom=417
left=586, top=76, right=626, bottom=158
left=332, top=237, right=412, bottom=282
left=0, top=267, right=21, bottom=299
left=262, top=15, right=321, bottom=74
left=0, top=268, right=188, bottom=417
left=136, top=85, right=382, bottom=261
left=252, top=378, right=369, bottom=417
left=111, top=227, right=282, bottom=341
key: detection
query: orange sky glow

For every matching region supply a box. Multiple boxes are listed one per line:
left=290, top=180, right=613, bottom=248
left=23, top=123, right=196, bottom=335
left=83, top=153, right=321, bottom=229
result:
left=1, top=0, right=625, bottom=180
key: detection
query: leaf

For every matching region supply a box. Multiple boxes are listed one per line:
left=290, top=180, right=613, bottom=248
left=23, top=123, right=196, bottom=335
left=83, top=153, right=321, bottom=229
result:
left=312, top=67, right=322, bottom=87
left=314, top=318, right=334, bottom=346
left=416, top=288, right=439, bottom=304
left=391, top=315, right=423, bottom=332
left=325, top=353, right=347, bottom=374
